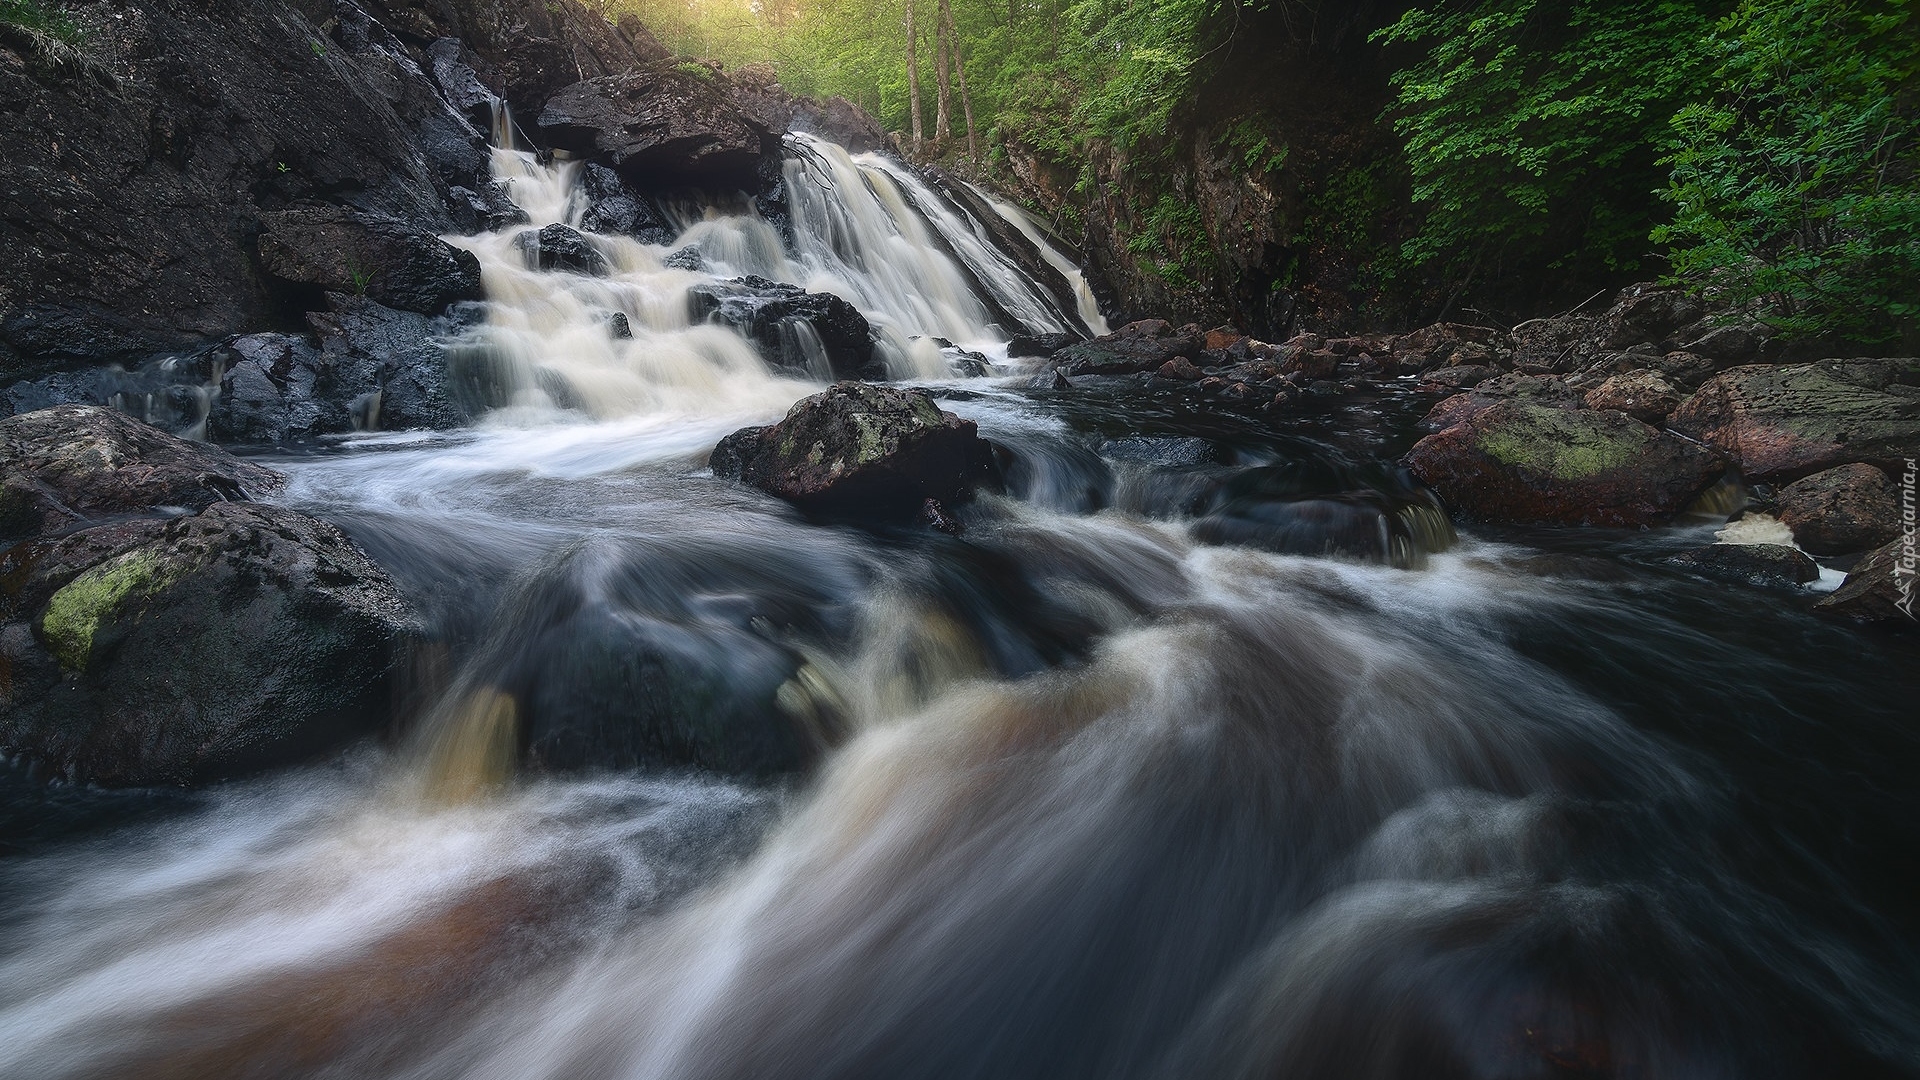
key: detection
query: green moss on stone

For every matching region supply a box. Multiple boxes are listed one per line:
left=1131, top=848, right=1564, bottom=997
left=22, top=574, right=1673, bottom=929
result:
left=39, top=549, right=175, bottom=672
left=1476, top=410, right=1640, bottom=480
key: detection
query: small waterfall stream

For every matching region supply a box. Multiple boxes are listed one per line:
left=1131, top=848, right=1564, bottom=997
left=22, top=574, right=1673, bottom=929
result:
left=1, top=129, right=1917, bottom=1080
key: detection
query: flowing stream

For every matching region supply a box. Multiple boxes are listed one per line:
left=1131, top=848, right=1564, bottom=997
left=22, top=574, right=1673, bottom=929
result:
left=2, top=134, right=1918, bottom=1080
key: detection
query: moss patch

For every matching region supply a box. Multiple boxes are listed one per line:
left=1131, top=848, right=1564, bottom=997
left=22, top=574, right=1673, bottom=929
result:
left=39, top=549, right=176, bottom=672
left=1476, top=410, right=1641, bottom=481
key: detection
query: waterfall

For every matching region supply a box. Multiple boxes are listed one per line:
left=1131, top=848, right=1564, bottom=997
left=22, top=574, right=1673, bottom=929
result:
left=442, top=122, right=1101, bottom=426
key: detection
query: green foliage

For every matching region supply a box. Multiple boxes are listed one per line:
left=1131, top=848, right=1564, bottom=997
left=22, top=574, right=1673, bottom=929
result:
left=1375, top=0, right=1726, bottom=291
left=1655, top=0, right=1920, bottom=341
left=0, top=0, right=81, bottom=43
left=1216, top=117, right=1288, bottom=174
left=1127, top=193, right=1214, bottom=289
left=675, top=59, right=720, bottom=81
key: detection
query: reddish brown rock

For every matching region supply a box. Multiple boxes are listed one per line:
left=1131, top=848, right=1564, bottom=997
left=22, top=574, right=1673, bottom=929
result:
left=1815, top=537, right=1918, bottom=625
left=1203, top=326, right=1246, bottom=352
left=1419, top=374, right=1583, bottom=432
left=1156, top=357, right=1204, bottom=381
left=1583, top=370, right=1683, bottom=424
left=1775, top=463, right=1902, bottom=555
left=1405, top=402, right=1726, bottom=526
left=1668, top=359, right=1920, bottom=480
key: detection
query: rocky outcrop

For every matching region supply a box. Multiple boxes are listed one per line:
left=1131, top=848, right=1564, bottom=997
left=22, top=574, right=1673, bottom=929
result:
left=512, top=223, right=610, bottom=276
left=1406, top=402, right=1726, bottom=527
left=1775, top=464, right=1902, bottom=556
left=689, top=277, right=879, bottom=380
left=1053, top=320, right=1204, bottom=376
left=259, top=205, right=485, bottom=313
left=711, top=383, right=997, bottom=519
left=1814, top=537, right=1918, bottom=625
left=1668, top=359, right=1920, bottom=480
left=537, top=63, right=780, bottom=187
left=1664, top=544, right=1819, bottom=590
left=0, top=407, right=416, bottom=785
left=0, top=0, right=503, bottom=383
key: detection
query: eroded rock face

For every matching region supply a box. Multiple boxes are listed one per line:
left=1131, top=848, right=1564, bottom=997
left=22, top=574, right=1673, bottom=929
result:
left=689, top=277, right=879, bottom=380
left=1668, top=359, right=1920, bottom=480
left=1775, top=463, right=1901, bottom=556
left=711, top=383, right=997, bottom=518
left=537, top=65, right=778, bottom=187
left=1405, top=402, right=1726, bottom=527
left=0, top=405, right=281, bottom=546
left=0, top=407, right=416, bottom=785
left=258, top=206, right=484, bottom=314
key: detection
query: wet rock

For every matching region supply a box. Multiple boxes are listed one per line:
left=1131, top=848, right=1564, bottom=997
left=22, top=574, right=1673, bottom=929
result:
left=296, top=295, right=473, bottom=433
left=688, top=276, right=878, bottom=380
left=1406, top=402, right=1727, bottom=527
left=1420, top=365, right=1494, bottom=391
left=711, top=383, right=996, bottom=519
left=921, top=498, right=963, bottom=535
left=1664, top=544, right=1819, bottom=590
left=662, top=247, right=707, bottom=272
left=0, top=405, right=280, bottom=546
left=258, top=205, right=485, bottom=315
left=1099, top=436, right=1215, bottom=467
left=1054, top=320, right=1203, bottom=376
left=606, top=312, right=634, bottom=340
left=576, top=163, right=675, bottom=244
left=1814, top=537, right=1918, bottom=624
left=1668, top=359, right=1920, bottom=480
left=1008, top=332, right=1082, bottom=358
left=1157, top=357, right=1204, bottom=381
left=1583, top=371, right=1683, bottom=424
left=1420, top=374, right=1583, bottom=431
left=1775, top=463, right=1901, bottom=556
left=537, top=65, right=778, bottom=187
left=1190, top=462, right=1455, bottom=569
left=0, top=501, right=416, bottom=786
left=512, top=224, right=610, bottom=277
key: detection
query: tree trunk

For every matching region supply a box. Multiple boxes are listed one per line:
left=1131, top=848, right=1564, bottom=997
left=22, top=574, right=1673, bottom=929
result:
left=906, top=0, right=924, bottom=150
left=933, top=0, right=953, bottom=144
left=943, top=0, right=978, bottom=161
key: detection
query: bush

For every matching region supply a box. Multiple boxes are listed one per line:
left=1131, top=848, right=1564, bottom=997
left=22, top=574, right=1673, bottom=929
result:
left=0, top=0, right=82, bottom=44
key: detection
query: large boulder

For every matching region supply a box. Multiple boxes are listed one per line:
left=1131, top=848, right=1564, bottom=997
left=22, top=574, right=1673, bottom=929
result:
left=689, top=276, right=879, bottom=380
left=1668, top=359, right=1920, bottom=480
left=1775, top=463, right=1902, bottom=556
left=1814, top=537, right=1918, bottom=625
left=1406, top=402, right=1727, bottom=527
left=0, top=405, right=281, bottom=546
left=1419, top=374, right=1583, bottom=432
left=258, top=205, right=485, bottom=314
left=1053, top=320, right=1203, bottom=376
left=0, top=407, right=416, bottom=785
left=536, top=64, right=778, bottom=187
left=711, top=383, right=997, bottom=518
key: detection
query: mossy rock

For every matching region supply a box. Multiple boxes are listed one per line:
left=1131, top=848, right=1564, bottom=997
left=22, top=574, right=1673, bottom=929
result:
left=1406, top=401, right=1726, bottom=527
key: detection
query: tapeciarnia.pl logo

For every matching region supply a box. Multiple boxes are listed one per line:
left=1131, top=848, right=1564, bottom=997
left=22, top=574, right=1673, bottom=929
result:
left=1898, top=457, right=1917, bottom=619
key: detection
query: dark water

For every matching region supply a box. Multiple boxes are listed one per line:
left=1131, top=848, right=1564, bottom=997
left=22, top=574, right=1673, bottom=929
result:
left=3, top=375, right=1916, bottom=1080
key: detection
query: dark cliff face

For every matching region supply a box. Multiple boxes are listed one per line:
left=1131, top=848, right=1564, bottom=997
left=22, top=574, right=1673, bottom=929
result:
left=992, top=3, right=1423, bottom=339
left=0, top=0, right=667, bottom=385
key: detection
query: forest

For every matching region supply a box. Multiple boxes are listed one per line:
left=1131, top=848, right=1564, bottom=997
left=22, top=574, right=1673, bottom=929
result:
left=599, top=0, right=1918, bottom=343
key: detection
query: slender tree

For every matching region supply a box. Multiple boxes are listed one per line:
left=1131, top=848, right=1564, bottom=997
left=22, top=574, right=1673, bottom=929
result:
left=942, top=0, right=979, bottom=160
left=905, top=0, right=924, bottom=149
left=933, top=0, right=954, bottom=142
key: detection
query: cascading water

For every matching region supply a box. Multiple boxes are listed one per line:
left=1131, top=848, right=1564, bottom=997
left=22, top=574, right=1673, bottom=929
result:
left=2, top=124, right=1918, bottom=1080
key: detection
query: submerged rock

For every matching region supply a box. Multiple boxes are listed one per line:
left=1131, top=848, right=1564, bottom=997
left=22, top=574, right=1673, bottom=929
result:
left=1669, top=359, right=1920, bottom=480
left=1815, top=536, right=1919, bottom=625
left=0, top=407, right=415, bottom=786
left=1192, top=461, right=1455, bottom=569
left=257, top=206, right=484, bottom=315
left=1663, top=544, right=1819, bottom=590
left=1775, top=463, right=1902, bottom=556
left=1406, top=402, right=1726, bottom=527
left=689, top=276, right=879, bottom=380
left=712, top=383, right=997, bottom=519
